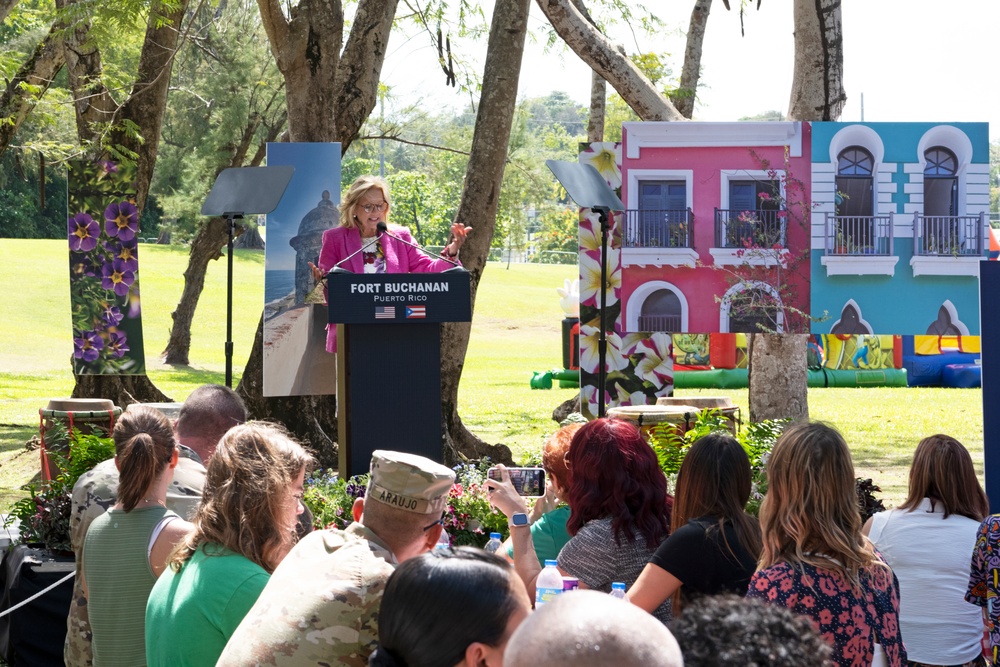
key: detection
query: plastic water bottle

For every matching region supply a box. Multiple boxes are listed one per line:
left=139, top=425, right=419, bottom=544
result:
left=435, top=529, right=451, bottom=550
left=610, top=582, right=627, bottom=599
left=484, top=532, right=503, bottom=554
left=535, top=560, right=563, bottom=607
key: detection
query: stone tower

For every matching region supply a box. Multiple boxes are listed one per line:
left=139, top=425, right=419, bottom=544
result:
left=289, top=190, right=339, bottom=304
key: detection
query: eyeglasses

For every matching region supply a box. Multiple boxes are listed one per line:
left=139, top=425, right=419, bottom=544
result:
left=423, top=517, right=444, bottom=532
left=360, top=202, right=387, bottom=214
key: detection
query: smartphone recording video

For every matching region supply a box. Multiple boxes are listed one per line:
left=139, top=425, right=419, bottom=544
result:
left=487, top=467, right=546, bottom=497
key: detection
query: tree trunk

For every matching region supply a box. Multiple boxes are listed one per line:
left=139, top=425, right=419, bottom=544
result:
left=671, top=0, right=712, bottom=119
left=237, top=314, right=339, bottom=465
left=235, top=224, right=265, bottom=249
left=747, top=333, right=808, bottom=423
left=0, top=0, right=19, bottom=25
left=71, top=372, right=173, bottom=407
left=535, top=0, right=685, bottom=121
left=108, top=0, right=191, bottom=213
left=237, top=0, right=398, bottom=455
left=0, top=24, right=64, bottom=157
left=742, top=0, right=844, bottom=422
left=71, top=0, right=189, bottom=401
left=162, top=218, right=238, bottom=365
left=440, top=0, right=532, bottom=465
left=57, top=0, right=117, bottom=145
left=788, top=0, right=845, bottom=121
left=587, top=72, right=606, bottom=142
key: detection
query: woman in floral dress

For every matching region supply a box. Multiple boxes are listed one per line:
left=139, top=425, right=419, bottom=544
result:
left=746, top=421, right=906, bottom=667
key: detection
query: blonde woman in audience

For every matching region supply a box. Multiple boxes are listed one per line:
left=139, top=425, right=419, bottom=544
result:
left=81, top=406, right=194, bottom=667
left=865, top=434, right=988, bottom=667
left=145, top=422, right=313, bottom=667
left=746, top=421, right=906, bottom=666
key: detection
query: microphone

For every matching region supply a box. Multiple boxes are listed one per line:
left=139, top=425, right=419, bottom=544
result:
left=329, top=230, right=383, bottom=274
left=376, top=221, right=467, bottom=273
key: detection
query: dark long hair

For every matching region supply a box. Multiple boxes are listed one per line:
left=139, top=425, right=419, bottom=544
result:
left=369, top=547, right=524, bottom=667
left=898, top=434, right=988, bottom=521
left=113, top=406, right=176, bottom=512
left=672, top=432, right=762, bottom=610
left=565, top=418, right=671, bottom=549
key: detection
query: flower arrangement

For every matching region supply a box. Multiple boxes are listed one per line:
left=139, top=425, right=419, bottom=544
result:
left=7, top=426, right=115, bottom=553
left=301, top=460, right=514, bottom=549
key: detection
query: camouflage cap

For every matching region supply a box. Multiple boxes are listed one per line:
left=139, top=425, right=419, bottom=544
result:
left=367, top=450, right=455, bottom=514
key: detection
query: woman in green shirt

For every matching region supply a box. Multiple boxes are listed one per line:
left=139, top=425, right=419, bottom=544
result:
left=145, top=422, right=313, bottom=667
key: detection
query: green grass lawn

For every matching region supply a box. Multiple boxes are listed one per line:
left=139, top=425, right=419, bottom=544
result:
left=0, top=239, right=986, bottom=510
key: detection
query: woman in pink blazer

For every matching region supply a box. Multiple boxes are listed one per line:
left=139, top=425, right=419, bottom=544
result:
left=309, top=175, right=471, bottom=352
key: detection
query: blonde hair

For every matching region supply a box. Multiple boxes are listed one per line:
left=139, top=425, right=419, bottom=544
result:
left=758, top=421, right=875, bottom=583
left=339, top=175, right=391, bottom=229
left=169, top=422, right=314, bottom=573
left=113, top=406, right=177, bottom=512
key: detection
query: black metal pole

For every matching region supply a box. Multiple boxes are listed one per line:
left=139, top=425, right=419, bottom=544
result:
left=596, top=206, right=611, bottom=418
left=225, top=214, right=239, bottom=388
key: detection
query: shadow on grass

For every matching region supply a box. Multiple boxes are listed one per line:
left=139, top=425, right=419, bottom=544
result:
left=151, top=365, right=227, bottom=385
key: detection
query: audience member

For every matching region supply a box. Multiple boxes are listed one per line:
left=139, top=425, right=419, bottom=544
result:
left=966, top=516, right=1000, bottom=665
left=746, top=421, right=906, bottom=667
left=81, top=406, right=195, bottom=667
left=865, top=434, right=988, bottom=667
left=145, top=422, right=313, bottom=667
left=629, top=432, right=762, bottom=615
left=488, top=418, right=673, bottom=622
left=368, top=547, right=531, bottom=667
left=504, top=423, right=581, bottom=566
left=669, top=594, right=833, bottom=666
left=216, top=450, right=455, bottom=667
left=66, top=384, right=247, bottom=667
left=504, top=589, right=683, bottom=667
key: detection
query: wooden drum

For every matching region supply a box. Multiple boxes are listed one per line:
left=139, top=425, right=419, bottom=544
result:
left=607, top=405, right=702, bottom=442
left=39, top=398, right=121, bottom=480
left=656, top=396, right=741, bottom=434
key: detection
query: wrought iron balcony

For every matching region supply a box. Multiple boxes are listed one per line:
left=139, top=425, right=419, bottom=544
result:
left=623, top=209, right=693, bottom=249
left=824, top=214, right=894, bottom=256
left=714, top=209, right=787, bottom=249
left=913, top=213, right=984, bottom=256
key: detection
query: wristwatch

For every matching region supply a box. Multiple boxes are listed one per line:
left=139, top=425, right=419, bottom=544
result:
left=510, top=512, right=529, bottom=528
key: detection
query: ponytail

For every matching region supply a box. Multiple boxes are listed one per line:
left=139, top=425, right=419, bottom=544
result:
left=112, top=406, right=176, bottom=512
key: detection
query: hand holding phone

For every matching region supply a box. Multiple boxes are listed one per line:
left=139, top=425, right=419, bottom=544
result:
left=487, top=467, right=546, bottom=497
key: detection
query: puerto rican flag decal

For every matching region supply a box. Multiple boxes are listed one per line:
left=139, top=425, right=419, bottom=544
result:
left=406, top=305, right=426, bottom=319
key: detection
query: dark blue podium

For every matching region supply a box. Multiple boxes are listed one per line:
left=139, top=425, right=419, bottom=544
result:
left=329, top=272, right=472, bottom=478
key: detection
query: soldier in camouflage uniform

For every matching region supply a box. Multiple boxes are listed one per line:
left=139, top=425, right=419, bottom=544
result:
left=216, top=450, right=455, bottom=667
left=64, top=385, right=247, bottom=667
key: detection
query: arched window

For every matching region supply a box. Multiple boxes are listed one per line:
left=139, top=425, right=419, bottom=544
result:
left=835, top=147, right=875, bottom=251
left=923, top=146, right=958, bottom=216
left=722, top=285, right=782, bottom=333
left=638, top=289, right=682, bottom=332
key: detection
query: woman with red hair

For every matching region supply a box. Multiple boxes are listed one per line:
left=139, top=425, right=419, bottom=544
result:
left=487, top=418, right=673, bottom=622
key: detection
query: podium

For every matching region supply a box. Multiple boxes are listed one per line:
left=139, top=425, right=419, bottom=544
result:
left=329, top=272, right=472, bottom=478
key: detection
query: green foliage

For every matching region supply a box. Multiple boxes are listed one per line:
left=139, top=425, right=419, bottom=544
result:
left=7, top=427, right=115, bottom=553
left=302, top=470, right=369, bottom=531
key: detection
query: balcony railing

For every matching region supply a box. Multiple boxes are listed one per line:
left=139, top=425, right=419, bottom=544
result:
left=637, top=314, right=682, bottom=332
left=714, top=209, right=786, bottom=248
left=824, top=214, right=893, bottom=256
left=913, top=213, right=984, bottom=256
left=623, top=209, right=693, bottom=249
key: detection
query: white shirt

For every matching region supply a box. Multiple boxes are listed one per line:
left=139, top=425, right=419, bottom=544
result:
left=868, top=498, right=984, bottom=664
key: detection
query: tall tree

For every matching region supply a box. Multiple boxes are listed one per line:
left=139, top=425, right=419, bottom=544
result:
left=441, top=0, right=531, bottom=463
left=236, top=0, right=401, bottom=463
left=748, top=0, right=845, bottom=422
left=0, top=25, right=65, bottom=156
left=671, top=0, right=711, bottom=118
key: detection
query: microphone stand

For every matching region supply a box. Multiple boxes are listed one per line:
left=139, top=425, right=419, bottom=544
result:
left=377, top=222, right=467, bottom=273
left=329, top=233, right=385, bottom=275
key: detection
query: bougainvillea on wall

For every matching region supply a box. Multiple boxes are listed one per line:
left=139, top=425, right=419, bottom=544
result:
left=577, top=142, right=674, bottom=419
left=67, top=160, right=145, bottom=374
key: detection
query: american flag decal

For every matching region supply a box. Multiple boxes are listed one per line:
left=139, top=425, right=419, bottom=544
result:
left=406, top=306, right=426, bottom=319
left=374, top=306, right=395, bottom=319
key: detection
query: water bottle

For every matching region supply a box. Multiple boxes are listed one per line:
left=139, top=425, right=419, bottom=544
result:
left=535, top=560, right=563, bottom=608
left=610, top=582, right=626, bottom=599
left=484, top=532, right=503, bottom=554
left=435, top=529, right=451, bottom=550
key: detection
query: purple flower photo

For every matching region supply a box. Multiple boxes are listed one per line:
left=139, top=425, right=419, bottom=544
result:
left=104, top=201, right=139, bottom=242
left=101, top=259, right=135, bottom=297
left=73, top=330, right=104, bottom=363
left=107, top=331, right=130, bottom=358
left=68, top=213, right=100, bottom=252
